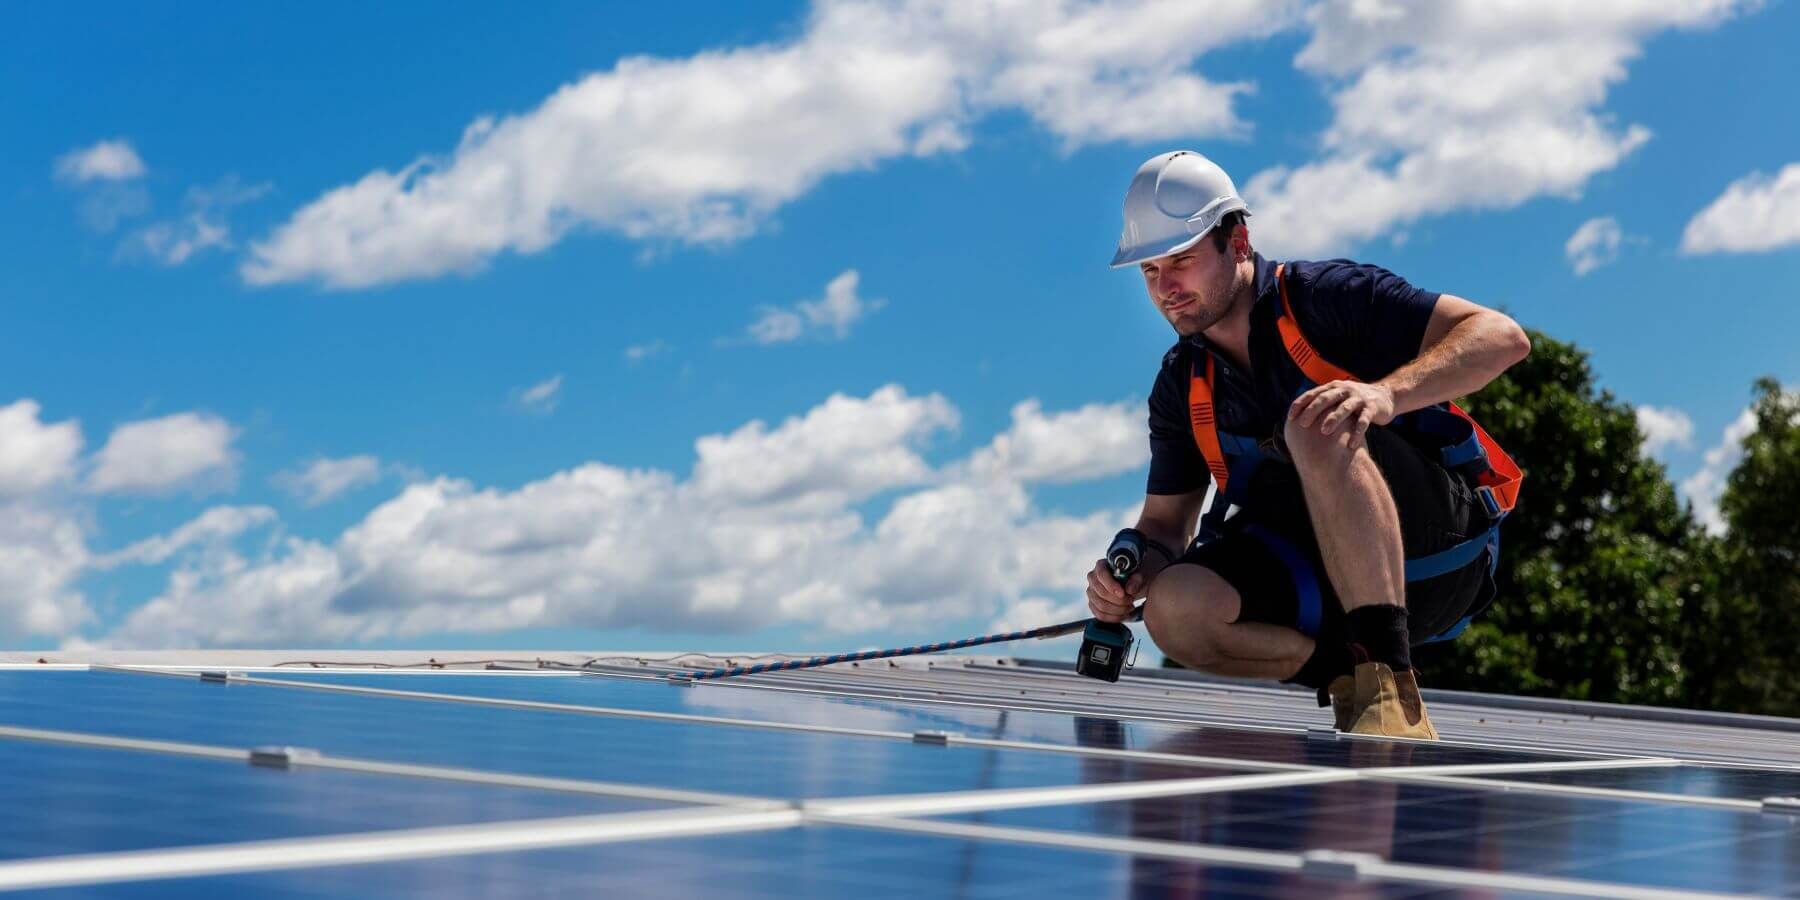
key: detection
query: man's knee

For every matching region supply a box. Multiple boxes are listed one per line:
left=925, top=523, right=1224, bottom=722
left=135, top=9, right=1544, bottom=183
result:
left=1282, top=415, right=1358, bottom=472
left=1144, top=564, right=1237, bottom=669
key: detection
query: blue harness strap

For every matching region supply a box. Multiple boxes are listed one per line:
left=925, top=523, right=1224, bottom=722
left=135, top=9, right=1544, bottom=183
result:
left=1411, top=522, right=1502, bottom=643
left=1221, top=519, right=1500, bottom=644
left=1418, top=615, right=1473, bottom=644
left=1244, top=524, right=1323, bottom=637
left=1402, top=523, right=1501, bottom=582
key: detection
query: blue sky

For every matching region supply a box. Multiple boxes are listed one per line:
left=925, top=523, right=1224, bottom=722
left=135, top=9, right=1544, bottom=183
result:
left=2, top=0, right=1795, bottom=656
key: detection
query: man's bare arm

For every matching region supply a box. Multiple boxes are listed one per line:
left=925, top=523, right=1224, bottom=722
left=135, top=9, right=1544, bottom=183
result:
left=1378, top=294, right=1531, bottom=415
left=1290, top=295, right=1531, bottom=444
left=1136, top=490, right=1205, bottom=563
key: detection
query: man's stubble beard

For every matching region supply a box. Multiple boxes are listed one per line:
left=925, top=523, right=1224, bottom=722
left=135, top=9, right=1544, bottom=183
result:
left=1169, top=290, right=1235, bottom=337
left=1169, top=264, right=1249, bottom=337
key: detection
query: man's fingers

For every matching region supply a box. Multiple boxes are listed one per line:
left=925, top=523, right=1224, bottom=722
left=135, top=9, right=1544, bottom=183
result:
left=1288, top=386, right=1328, bottom=424
left=1087, top=565, right=1123, bottom=602
left=1086, top=587, right=1127, bottom=623
left=1288, top=387, right=1332, bottom=421
left=1319, top=397, right=1360, bottom=435
left=1294, top=391, right=1343, bottom=429
left=1291, top=384, right=1354, bottom=428
left=1343, top=407, right=1374, bottom=450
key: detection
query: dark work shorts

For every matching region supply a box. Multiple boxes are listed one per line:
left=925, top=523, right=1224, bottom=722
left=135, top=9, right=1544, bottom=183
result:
left=1177, top=425, right=1497, bottom=645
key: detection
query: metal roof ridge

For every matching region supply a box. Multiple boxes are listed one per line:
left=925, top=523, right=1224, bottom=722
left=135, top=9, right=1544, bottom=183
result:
left=1005, top=658, right=1800, bottom=732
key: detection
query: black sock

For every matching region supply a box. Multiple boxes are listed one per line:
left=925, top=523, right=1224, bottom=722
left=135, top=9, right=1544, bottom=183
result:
left=1346, top=605, right=1412, bottom=672
left=1283, top=638, right=1353, bottom=695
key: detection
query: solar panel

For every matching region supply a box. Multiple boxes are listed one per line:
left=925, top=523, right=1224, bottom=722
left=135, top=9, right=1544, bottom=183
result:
left=3, top=656, right=1799, bottom=896
left=0, top=738, right=664, bottom=860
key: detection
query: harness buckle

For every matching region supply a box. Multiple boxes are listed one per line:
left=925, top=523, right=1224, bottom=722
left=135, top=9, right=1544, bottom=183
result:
left=1476, top=485, right=1502, bottom=519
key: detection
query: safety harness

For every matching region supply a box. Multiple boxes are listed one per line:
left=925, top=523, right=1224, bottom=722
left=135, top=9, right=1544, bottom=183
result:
left=1187, top=264, right=1523, bottom=643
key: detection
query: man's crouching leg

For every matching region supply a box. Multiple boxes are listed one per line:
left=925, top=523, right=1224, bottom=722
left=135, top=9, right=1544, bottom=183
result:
left=1144, top=563, right=1323, bottom=682
left=1282, top=419, right=1440, bottom=741
left=1146, top=562, right=1375, bottom=732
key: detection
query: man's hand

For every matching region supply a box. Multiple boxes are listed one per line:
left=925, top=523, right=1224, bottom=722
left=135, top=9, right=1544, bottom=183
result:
left=1087, top=559, right=1149, bottom=623
left=1288, top=380, right=1395, bottom=448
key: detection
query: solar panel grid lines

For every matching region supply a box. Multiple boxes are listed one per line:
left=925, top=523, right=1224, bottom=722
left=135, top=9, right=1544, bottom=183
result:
left=6, top=662, right=1800, bottom=896
left=0, top=716, right=1770, bottom=898
left=0, top=722, right=249, bottom=763
left=160, top=664, right=1799, bottom=786
left=0, top=806, right=807, bottom=894
left=98, top=666, right=1800, bottom=799
left=1366, top=772, right=1767, bottom=812
left=0, top=719, right=776, bottom=808
left=121, top=664, right=1630, bottom=775
left=650, top=664, right=1744, bottom=767
left=803, top=770, right=1362, bottom=819
left=824, top=815, right=1752, bottom=900
left=8, top=670, right=1297, bottom=800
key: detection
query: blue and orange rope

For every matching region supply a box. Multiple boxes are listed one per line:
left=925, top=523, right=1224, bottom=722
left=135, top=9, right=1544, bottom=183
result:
left=679, top=617, right=1102, bottom=681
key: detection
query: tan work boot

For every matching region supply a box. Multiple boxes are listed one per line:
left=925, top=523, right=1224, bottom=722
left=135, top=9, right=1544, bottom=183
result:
left=1326, top=675, right=1356, bottom=732
left=1343, top=662, right=1439, bottom=740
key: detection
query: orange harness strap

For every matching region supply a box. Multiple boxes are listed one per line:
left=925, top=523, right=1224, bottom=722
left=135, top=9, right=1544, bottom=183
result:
left=1448, top=403, right=1524, bottom=514
left=1186, top=353, right=1232, bottom=495
left=1273, top=263, right=1356, bottom=385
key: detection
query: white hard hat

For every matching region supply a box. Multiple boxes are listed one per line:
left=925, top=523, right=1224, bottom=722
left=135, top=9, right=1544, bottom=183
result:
left=1109, top=150, right=1250, bottom=268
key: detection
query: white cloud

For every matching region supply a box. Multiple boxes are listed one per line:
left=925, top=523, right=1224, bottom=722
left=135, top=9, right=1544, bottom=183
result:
left=121, top=176, right=272, bottom=267
left=0, top=399, right=95, bottom=638
left=965, top=398, right=1145, bottom=483
left=88, top=412, right=239, bottom=495
left=242, top=0, right=1289, bottom=289
left=623, top=339, right=671, bottom=363
left=0, top=402, right=267, bottom=641
left=94, top=505, right=279, bottom=569
left=514, top=375, right=564, bottom=415
left=1566, top=216, right=1626, bottom=276
left=1635, top=405, right=1695, bottom=457
left=55, top=139, right=146, bottom=183
left=1681, top=408, right=1757, bottom=535
left=0, top=400, right=83, bottom=497
left=745, top=270, right=884, bottom=344
left=127, top=217, right=231, bottom=266
left=1680, top=162, right=1800, bottom=255
left=0, top=501, right=93, bottom=638
left=1246, top=0, right=1749, bottom=258
left=274, top=456, right=383, bottom=507
left=94, top=385, right=1142, bottom=648
left=689, top=384, right=956, bottom=507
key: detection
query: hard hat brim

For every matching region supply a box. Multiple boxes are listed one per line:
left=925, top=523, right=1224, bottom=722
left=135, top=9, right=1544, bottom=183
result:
left=1110, top=232, right=1208, bottom=269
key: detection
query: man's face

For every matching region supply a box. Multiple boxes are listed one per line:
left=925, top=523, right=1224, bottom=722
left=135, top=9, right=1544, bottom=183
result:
left=1138, top=237, right=1239, bottom=336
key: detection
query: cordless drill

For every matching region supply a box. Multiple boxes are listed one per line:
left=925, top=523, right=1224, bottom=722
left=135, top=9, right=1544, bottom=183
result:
left=1075, top=529, right=1147, bottom=682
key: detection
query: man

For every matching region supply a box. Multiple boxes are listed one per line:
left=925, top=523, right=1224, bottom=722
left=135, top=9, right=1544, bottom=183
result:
left=1087, top=151, right=1530, bottom=739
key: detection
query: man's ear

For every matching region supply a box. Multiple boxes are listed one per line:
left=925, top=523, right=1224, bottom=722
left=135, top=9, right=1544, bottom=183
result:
left=1232, top=226, right=1252, bottom=263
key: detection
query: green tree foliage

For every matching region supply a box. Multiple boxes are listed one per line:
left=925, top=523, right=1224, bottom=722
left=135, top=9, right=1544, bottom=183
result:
left=1417, top=329, right=1705, bottom=705
left=1688, top=379, right=1800, bottom=715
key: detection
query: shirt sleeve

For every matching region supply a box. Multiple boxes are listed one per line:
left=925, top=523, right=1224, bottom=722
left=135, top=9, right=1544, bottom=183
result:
left=1289, top=260, right=1440, bottom=381
left=1145, top=349, right=1209, bottom=496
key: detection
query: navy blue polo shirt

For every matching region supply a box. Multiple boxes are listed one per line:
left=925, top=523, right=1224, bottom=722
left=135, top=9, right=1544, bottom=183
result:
left=1146, top=252, right=1440, bottom=496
